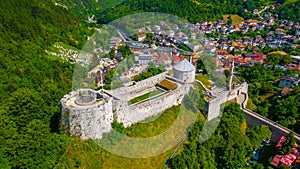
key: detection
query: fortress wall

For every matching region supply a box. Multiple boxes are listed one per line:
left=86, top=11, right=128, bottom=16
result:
left=207, top=91, right=227, bottom=121
left=61, top=91, right=77, bottom=108
left=237, top=92, right=248, bottom=108
left=116, top=84, right=192, bottom=127
left=207, top=82, right=248, bottom=121
left=112, top=99, right=129, bottom=123
left=229, top=83, right=248, bottom=108
left=165, top=76, right=185, bottom=85
left=108, top=72, right=167, bottom=100
left=61, top=91, right=114, bottom=140
left=227, top=89, right=238, bottom=101
left=226, top=83, right=248, bottom=101
left=239, top=83, right=249, bottom=108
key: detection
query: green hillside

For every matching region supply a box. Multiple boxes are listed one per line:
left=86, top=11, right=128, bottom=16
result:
left=0, top=0, right=93, bottom=168
left=276, top=0, right=300, bottom=22
left=53, top=0, right=300, bottom=24
left=95, top=0, right=280, bottom=24
left=52, top=0, right=300, bottom=24
left=52, top=0, right=124, bottom=20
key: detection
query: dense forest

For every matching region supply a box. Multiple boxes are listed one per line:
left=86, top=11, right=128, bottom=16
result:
left=237, top=63, right=300, bottom=133
left=55, top=0, right=300, bottom=24
left=53, top=0, right=124, bottom=19
left=94, top=0, right=300, bottom=24
left=276, top=0, right=300, bottom=22
left=171, top=103, right=272, bottom=169
left=0, top=0, right=93, bottom=168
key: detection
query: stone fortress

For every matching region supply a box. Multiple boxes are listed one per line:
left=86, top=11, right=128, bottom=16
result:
left=61, top=59, right=249, bottom=140
left=61, top=89, right=114, bottom=140
left=61, top=59, right=196, bottom=139
left=205, top=60, right=249, bottom=121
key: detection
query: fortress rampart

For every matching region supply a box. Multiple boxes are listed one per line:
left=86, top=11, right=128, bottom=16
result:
left=61, top=71, right=193, bottom=139
left=61, top=60, right=252, bottom=140
left=106, top=71, right=167, bottom=100
left=61, top=89, right=113, bottom=139
left=207, top=82, right=248, bottom=120
left=113, top=83, right=192, bottom=127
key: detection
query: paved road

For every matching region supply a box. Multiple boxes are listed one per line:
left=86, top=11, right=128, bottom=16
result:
left=171, top=44, right=192, bottom=55
left=117, top=30, right=127, bottom=42
left=256, top=6, right=270, bottom=19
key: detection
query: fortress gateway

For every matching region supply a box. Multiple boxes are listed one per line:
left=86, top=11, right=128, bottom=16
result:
left=61, top=60, right=196, bottom=140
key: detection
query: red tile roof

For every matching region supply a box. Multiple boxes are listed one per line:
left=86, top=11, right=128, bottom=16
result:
left=173, top=55, right=183, bottom=61
left=271, top=155, right=282, bottom=167
left=276, top=28, right=284, bottom=32
left=276, top=136, right=286, bottom=147
left=216, top=50, right=228, bottom=55
left=268, top=51, right=288, bottom=55
left=137, top=34, right=146, bottom=37
left=246, top=19, right=258, bottom=23
left=281, top=87, right=289, bottom=95
left=233, top=57, right=241, bottom=63
left=281, top=154, right=297, bottom=167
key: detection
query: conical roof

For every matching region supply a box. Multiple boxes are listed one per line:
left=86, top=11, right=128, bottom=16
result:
left=173, top=59, right=195, bottom=72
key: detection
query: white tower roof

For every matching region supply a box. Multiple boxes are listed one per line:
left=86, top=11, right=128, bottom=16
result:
left=173, top=59, right=195, bottom=72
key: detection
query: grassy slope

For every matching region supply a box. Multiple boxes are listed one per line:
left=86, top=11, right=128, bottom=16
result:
left=57, top=138, right=173, bottom=169
left=195, top=74, right=211, bottom=89
left=58, top=105, right=200, bottom=169
left=118, top=106, right=181, bottom=137
left=129, top=89, right=163, bottom=104
left=223, top=14, right=245, bottom=25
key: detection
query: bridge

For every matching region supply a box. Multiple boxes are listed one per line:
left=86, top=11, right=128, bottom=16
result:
left=202, top=60, right=300, bottom=143
left=242, top=108, right=300, bottom=142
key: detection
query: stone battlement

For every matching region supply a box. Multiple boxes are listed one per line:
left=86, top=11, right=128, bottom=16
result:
left=61, top=60, right=197, bottom=140
left=106, top=71, right=168, bottom=101
left=206, top=82, right=248, bottom=121
left=61, top=72, right=192, bottom=139
left=61, top=89, right=113, bottom=139
left=113, top=82, right=192, bottom=127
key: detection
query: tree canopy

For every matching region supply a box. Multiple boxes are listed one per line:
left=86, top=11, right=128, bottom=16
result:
left=171, top=103, right=271, bottom=169
left=0, top=0, right=92, bottom=168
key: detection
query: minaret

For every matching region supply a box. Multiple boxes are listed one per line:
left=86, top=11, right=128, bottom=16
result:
left=228, top=59, right=234, bottom=91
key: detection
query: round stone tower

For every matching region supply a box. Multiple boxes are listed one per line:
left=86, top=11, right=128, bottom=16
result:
left=61, top=89, right=113, bottom=140
left=173, top=59, right=195, bottom=83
